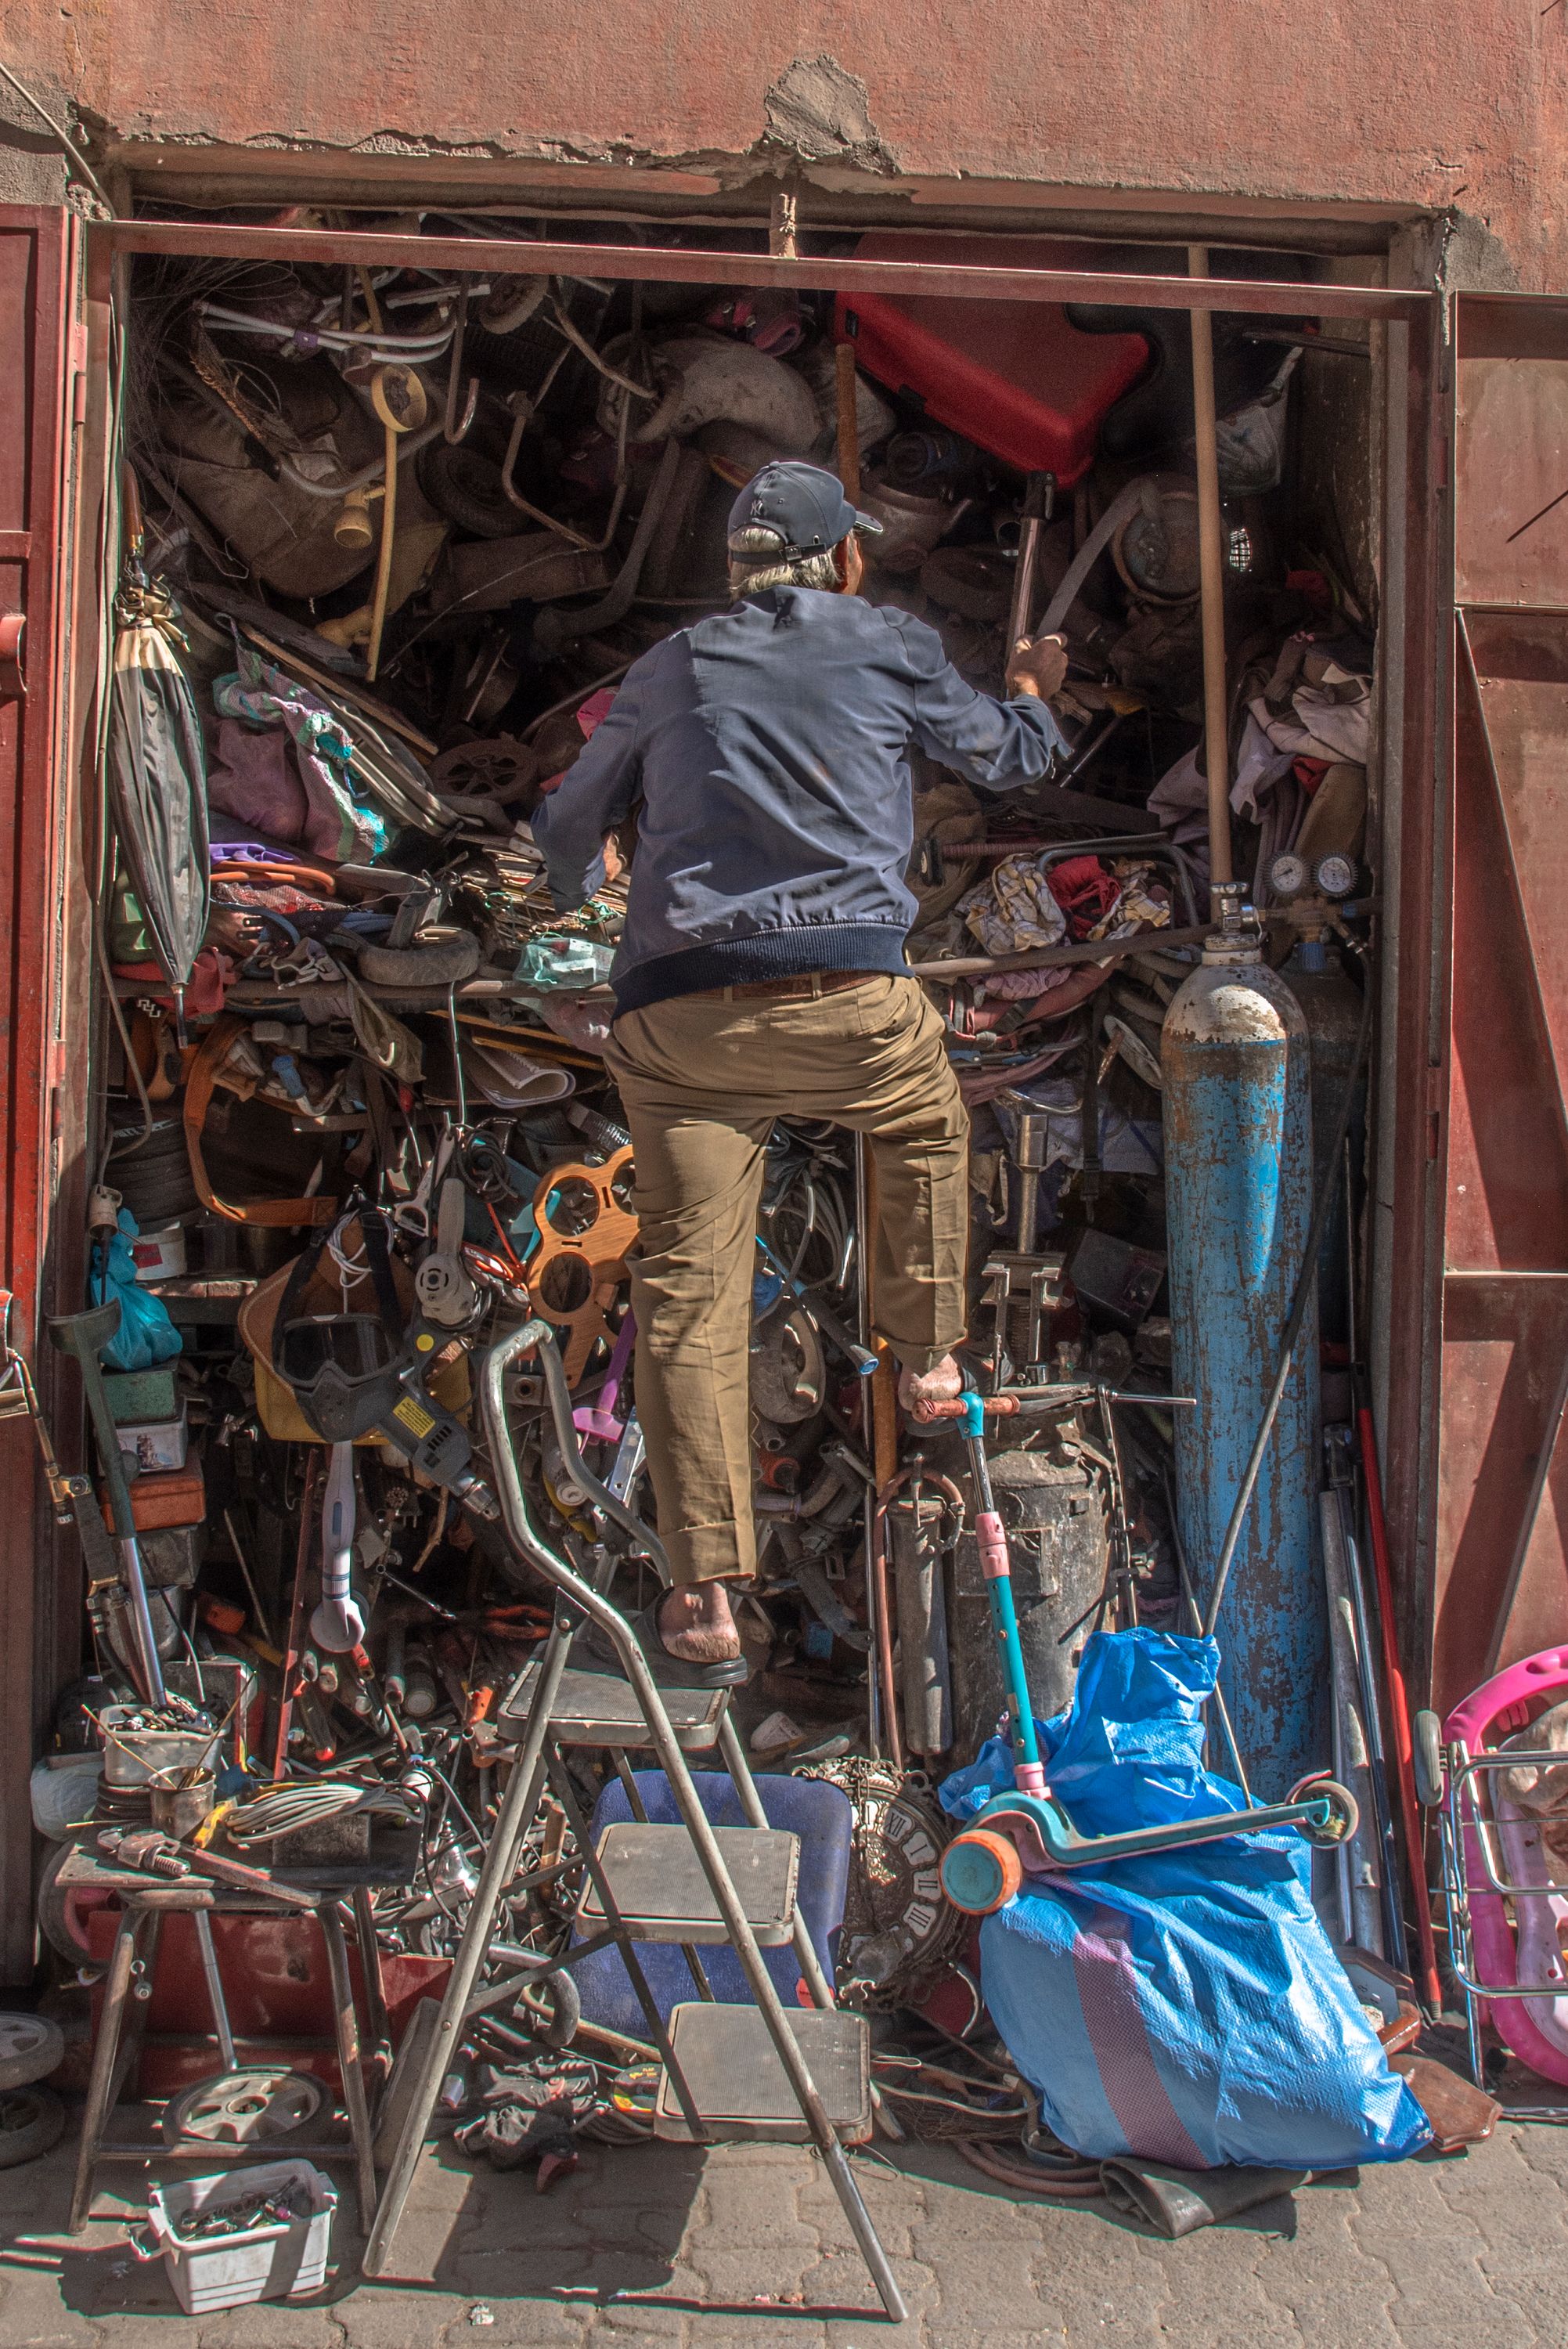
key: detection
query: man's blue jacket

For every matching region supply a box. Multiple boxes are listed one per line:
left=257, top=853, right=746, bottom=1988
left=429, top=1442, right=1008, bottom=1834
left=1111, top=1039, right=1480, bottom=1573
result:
left=531, top=583, right=1065, bottom=1015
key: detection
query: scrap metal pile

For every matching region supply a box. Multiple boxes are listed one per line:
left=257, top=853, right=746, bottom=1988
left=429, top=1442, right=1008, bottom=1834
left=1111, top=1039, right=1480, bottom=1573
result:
left=21, top=226, right=1393, bottom=2192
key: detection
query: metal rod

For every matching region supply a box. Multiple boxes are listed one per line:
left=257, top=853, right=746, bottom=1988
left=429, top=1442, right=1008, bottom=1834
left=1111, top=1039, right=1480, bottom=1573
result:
left=854, top=1139, right=883, bottom=1758
left=100, top=222, right=1428, bottom=323
left=717, top=1710, right=837, bottom=2012
left=364, top=1606, right=578, bottom=2275
left=191, top=1910, right=236, bottom=2071
left=1188, top=246, right=1232, bottom=897
left=69, top=1912, right=142, bottom=2231
left=322, top=1902, right=377, bottom=2232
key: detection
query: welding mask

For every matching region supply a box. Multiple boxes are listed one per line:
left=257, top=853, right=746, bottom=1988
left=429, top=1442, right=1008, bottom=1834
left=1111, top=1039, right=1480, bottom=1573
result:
left=271, top=1207, right=412, bottom=1442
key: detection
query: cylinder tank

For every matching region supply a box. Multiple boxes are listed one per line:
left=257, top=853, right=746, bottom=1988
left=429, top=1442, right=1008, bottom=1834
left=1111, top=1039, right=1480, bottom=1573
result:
left=1162, top=926, right=1325, bottom=1793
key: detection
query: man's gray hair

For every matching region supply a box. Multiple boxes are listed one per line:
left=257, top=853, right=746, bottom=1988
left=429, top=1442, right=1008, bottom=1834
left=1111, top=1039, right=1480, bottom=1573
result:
left=728, top=521, right=842, bottom=597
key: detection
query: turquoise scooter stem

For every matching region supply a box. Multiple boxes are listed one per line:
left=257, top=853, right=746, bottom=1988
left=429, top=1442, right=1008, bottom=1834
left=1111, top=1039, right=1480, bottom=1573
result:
left=960, top=1389, right=1046, bottom=1795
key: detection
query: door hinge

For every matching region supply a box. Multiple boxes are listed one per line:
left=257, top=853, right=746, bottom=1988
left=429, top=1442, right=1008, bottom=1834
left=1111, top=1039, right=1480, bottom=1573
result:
left=1425, top=1064, right=1445, bottom=1159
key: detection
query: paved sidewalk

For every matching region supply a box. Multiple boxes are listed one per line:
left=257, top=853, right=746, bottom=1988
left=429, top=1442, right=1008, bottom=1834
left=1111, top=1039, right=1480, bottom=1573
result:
left=2, top=2096, right=1567, bottom=2347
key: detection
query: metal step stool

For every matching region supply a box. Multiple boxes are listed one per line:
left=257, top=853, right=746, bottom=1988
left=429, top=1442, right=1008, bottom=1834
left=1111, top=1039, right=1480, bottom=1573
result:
left=364, top=1319, right=906, bottom=2325
left=499, top=1660, right=729, bottom=1750
left=654, top=2003, right=872, bottom=2144
left=577, top=1821, right=799, bottom=1945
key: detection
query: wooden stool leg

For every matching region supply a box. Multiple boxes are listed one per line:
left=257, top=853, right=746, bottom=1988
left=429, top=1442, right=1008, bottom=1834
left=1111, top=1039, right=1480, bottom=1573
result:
left=69, top=1911, right=142, bottom=2233
left=323, top=1903, right=377, bottom=2232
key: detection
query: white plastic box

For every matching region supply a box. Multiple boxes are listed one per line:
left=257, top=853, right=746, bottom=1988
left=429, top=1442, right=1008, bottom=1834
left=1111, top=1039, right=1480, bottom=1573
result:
left=140, top=2160, right=336, bottom=2314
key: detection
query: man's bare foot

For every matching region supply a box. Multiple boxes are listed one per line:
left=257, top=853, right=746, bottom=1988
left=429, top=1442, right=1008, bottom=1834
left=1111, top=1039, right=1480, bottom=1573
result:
left=656, top=1581, right=742, bottom=1662
left=897, top=1353, right=964, bottom=1423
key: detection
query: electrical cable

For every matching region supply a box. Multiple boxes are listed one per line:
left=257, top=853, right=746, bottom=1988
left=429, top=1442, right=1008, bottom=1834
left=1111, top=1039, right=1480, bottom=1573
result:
left=0, top=60, right=114, bottom=210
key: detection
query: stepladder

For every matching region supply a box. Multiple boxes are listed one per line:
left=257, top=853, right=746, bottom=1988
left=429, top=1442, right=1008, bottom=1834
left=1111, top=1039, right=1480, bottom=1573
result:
left=362, top=1318, right=907, bottom=2323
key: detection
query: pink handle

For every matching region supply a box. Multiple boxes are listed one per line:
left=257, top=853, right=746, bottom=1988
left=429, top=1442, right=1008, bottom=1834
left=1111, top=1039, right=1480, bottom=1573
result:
left=1445, top=1644, right=1568, bottom=2087
left=975, top=1510, right=1011, bottom=1581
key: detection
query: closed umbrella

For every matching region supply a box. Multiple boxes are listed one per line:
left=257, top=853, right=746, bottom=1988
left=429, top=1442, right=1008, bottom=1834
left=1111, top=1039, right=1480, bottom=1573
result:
left=106, top=571, right=211, bottom=1030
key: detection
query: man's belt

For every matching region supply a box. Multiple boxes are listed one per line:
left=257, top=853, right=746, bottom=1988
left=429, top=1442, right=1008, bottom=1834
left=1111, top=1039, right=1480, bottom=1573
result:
left=696, top=971, right=888, bottom=1003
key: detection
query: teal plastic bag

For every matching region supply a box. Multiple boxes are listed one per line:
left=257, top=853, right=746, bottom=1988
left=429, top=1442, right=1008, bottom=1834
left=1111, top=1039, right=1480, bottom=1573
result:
left=89, top=1212, right=182, bottom=1371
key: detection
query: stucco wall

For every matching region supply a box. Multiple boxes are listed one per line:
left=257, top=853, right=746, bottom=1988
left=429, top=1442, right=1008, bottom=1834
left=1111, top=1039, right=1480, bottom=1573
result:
left=3, top=0, right=1566, bottom=283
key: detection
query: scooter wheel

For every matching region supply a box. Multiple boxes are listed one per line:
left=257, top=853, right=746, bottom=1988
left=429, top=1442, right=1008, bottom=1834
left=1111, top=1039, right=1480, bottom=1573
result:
left=939, top=1829, right=1023, bottom=1917
left=1412, top=1709, right=1446, bottom=1809
left=1288, top=1774, right=1361, bottom=1849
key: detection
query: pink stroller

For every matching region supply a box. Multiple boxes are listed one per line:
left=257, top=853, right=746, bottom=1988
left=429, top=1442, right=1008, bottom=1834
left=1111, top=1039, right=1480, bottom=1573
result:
left=1422, top=1644, right=1568, bottom=2114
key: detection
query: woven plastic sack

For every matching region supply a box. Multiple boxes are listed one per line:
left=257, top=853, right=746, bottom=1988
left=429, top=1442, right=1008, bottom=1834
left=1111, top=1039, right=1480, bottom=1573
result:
left=939, top=1629, right=1431, bottom=2171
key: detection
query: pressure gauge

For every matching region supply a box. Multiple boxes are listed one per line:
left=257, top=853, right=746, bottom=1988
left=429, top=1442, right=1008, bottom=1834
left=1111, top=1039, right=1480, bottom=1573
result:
left=1267, top=851, right=1309, bottom=900
left=1314, top=852, right=1358, bottom=900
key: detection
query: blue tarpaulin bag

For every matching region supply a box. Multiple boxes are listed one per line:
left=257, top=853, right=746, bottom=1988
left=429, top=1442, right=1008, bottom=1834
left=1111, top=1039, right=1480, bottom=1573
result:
left=939, top=1628, right=1430, bottom=2171
left=89, top=1212, right=182, bottom=1373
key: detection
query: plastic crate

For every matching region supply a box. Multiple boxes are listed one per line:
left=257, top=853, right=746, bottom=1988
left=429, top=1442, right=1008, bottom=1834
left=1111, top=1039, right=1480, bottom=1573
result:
left=140, top=2160, right=335, bottom=2315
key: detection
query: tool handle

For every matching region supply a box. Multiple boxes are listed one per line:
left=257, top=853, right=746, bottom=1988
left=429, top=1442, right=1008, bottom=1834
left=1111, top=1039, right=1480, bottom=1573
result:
left=755, top=1236, right=877, bottom=1374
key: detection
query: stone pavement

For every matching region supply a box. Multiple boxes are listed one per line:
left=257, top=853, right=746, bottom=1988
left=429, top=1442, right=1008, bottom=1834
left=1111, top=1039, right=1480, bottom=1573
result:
left=2, top=2095, right=1568, bottom=2348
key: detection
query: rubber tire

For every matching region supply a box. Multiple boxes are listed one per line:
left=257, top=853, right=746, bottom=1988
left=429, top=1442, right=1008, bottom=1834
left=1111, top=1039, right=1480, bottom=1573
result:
left=357, top=928, right=481, bottom=989
left=0, top=2014, right=64, bottom=2092
left=1413, top=1709, right=1446, bottom=1810
left=0, top=2084, right=66, bottom=2168
left=1288, top=1773, right=1361, bottom=1849
left=35, top=1840, right=101, bottom=1967
left=416, top=443, right=519, bottom=539
left=514, top=1967, right=582, bottom=2051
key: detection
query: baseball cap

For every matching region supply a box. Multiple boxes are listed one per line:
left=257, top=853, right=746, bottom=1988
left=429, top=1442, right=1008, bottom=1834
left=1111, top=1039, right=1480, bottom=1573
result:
left=726, top=460, right=883, bottom=559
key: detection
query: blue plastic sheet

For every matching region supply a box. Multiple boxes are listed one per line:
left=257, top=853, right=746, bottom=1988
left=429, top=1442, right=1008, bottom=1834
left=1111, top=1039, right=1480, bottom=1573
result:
left=89, top=1213, right=182, bottom=1373
left=939, top=1629, right=1430, bottom=2171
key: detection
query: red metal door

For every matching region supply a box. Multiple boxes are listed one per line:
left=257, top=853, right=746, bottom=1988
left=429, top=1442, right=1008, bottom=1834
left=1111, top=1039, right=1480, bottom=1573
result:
left=1430, top=294, right=1568, bottom=1712
left=0, top=206, right=77, bottom=1982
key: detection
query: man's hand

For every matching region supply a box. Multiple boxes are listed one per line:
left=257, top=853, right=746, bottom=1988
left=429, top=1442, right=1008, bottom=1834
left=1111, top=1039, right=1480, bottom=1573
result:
left=1005, top=633, right=1069, bottom=703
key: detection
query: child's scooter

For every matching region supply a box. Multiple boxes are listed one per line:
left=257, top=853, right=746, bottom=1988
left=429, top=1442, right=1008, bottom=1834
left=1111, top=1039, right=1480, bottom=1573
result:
left=938, top=1390, right=1358, bottom=1915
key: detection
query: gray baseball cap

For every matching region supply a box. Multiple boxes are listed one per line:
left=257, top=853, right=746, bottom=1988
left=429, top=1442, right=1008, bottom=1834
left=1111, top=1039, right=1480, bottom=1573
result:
left=726, top=460, right=883, bottom=558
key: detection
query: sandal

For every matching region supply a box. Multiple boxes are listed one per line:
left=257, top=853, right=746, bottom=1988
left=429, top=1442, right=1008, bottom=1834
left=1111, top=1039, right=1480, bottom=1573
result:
left=582, top=1593, right=748, bottom=1690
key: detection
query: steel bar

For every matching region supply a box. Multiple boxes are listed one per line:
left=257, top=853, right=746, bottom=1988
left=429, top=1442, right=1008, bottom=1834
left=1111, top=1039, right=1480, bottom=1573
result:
left=322, top=1902, right=378, bottom=2231
left=364, top=1605, right=577, bottom=2273
left=99, top=222, right=1426, bottom=323
left=1188, top=246, right=1233, bottom=895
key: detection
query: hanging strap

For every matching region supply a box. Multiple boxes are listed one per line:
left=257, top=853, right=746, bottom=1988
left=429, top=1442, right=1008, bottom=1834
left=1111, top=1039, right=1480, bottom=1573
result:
left=182, top=1015, right=339, bottom=1227
left=271, top=1203, right=407, bottom=1387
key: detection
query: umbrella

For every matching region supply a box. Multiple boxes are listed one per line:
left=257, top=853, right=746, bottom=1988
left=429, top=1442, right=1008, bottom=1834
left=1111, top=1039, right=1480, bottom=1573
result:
left=106, top=572, right=211, bottom=1023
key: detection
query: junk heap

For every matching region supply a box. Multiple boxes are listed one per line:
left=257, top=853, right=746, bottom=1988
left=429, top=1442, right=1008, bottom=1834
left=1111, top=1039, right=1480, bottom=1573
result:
left=19, top=226, right=1465, bottom=2237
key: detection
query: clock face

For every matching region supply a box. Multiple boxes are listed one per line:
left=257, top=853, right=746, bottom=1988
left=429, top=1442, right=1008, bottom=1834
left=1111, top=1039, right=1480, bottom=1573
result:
left=861, top=1791, right=944, bottom=1956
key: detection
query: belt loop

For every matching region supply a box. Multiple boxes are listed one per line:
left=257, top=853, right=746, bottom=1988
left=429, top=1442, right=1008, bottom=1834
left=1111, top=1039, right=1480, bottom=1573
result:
left=722, top=984, right=734, bottom=1003
left=809, top=973, right=823, bottom=998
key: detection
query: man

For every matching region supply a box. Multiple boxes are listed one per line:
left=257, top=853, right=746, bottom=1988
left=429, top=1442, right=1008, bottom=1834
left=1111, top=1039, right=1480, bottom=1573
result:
left=532, top=460, right=1069, bottom=1683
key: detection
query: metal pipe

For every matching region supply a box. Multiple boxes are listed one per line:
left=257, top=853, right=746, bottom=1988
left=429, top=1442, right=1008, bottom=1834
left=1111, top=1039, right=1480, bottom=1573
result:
left=1188, top=246, right=1233, bottom=896
left=191, top=1910, right=236, bottom=2071
left=716, top=1709, right=838, bottom=2014
left=108, top=222, right=1428, bottom=325
left=364, top=1604, right=577, bottom=2274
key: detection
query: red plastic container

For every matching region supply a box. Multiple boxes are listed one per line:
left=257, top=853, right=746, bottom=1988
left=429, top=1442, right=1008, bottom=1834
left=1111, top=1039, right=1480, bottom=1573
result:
left=834, top=235, right=1148, bottom=486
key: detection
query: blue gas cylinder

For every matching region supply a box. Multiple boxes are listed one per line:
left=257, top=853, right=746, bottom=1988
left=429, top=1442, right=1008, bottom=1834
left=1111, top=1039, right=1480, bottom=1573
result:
left=1162, top=914, right=1325, bottom=1792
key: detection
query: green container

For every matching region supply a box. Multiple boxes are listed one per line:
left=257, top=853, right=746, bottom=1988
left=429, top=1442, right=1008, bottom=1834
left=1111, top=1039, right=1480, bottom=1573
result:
left=102, top=1367, right=180, bottom=1427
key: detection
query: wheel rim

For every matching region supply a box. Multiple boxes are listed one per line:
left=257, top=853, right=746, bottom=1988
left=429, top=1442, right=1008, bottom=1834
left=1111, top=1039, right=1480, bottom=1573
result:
left=167, top=2067, right=324, bottom=2144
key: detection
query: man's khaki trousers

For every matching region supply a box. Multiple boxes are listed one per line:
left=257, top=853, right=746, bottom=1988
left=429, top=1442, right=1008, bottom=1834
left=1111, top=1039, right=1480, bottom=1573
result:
left=603, top=974, right=968, bottom=1585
